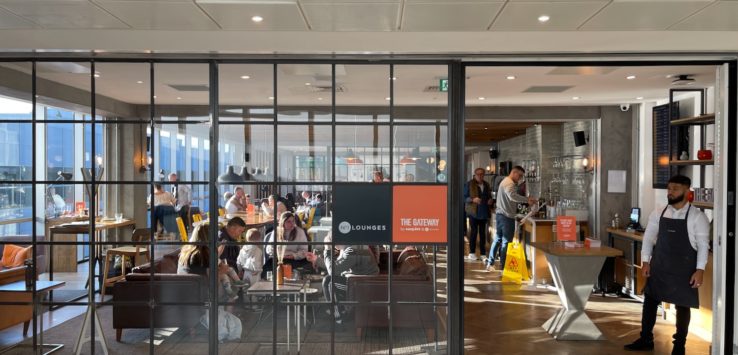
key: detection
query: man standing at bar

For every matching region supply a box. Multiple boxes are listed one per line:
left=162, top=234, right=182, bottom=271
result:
left=625, top=175, right=710, bottom=355
left=169, top=172, right=192, bottom=229
left=486, top=165, right=535, bottom=271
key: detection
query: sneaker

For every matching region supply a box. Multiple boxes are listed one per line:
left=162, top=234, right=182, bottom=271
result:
left=481, top=256, right=488, bottom=264
left=467, top=254, right=478, bottom=261
left=624, top=338, right=655, bottom=351
left=486, top=264, right=497, bottom=272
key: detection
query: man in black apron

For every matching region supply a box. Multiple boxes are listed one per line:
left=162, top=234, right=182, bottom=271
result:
left=625, top=175, right=710, bottom=355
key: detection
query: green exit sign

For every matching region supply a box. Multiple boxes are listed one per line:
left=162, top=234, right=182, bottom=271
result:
left=439, top=79, right=448, bottom=92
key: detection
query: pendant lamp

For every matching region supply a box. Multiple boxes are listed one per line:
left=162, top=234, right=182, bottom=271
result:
left=217, top=165, right=243, bottom=183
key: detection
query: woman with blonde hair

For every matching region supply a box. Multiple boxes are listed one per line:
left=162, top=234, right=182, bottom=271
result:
left=263, top=211, right=310, bottom=277
left=178, top=223, right=242, bottom=300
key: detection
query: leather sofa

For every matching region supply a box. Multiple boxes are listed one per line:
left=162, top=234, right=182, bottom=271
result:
left=112, top=249, right=208, bottom=342
left=346, top=249, right=437, bottom=340
left=0, top=235, right=47, bottom=335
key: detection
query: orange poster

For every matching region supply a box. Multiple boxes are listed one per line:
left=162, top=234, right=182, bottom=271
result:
left=556, top=216, right=577, bottom=241
left=393, top=185, right=447, bottom=243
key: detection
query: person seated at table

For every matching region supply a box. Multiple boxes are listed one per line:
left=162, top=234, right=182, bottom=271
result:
left=225, top=187, right=248, bottom=214
left=301, top=191, right=313, bottom=206
left=305, top=232, right=379, bottom=326
left=148, top=183, right=177, bottom=235
left=262, top=194, right=287, bottom=219
left=236, top=228, right=263, bottom=287
left=178, top=224, right=243, bottom=300
left=218, top=217, right=247, bottom=271
left=284, top=193, right=297, bottom=212
left=221, top=191, right=233, bottom=210
left=372, top=168, right=390, bottom=183
left=263, top=212, right=310, bottom=277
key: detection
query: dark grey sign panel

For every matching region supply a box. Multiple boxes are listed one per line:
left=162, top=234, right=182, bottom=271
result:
left=332, top=184, right=392, bottom=244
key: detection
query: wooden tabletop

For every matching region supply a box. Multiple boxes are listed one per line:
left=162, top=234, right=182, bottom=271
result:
left=0, top=280, right=66, bottom=293
left=49, top=219, right=135, bottom=234
left=530, top=242, right=623, bottom=257
left=246, top=280, right=306, bottom=294
left=606, top=227, right=644, bottom=242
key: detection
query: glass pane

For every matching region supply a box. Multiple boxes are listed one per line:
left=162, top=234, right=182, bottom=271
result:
left=154, top=64, right=209, bottom=122
left=0, top=183, right=32, bottom=236
left=336, top=65, right=389, bottom=123
left=219, top=64, right=274, bottom=123
left=393, top=126, right=448, bottom=183
left=394, top=65, right=448, bottom=123
left=93, top=62, right=150, bottom=121
left=0, top=62, right=33, bottom=121
left=278, top=64, right=331, bottom=123
left=277, top=125, right=332, bottom=183
left=0, top=123, right=32, bottom=181
left=335, top=125, right=389, bottom=182
left=218, top=124, right=274, bottom=183
left=36, top=62, right=92, bottom=122
left=38, top=122, right=85, bottom=183
left=153, top=122, right=211, bottom=183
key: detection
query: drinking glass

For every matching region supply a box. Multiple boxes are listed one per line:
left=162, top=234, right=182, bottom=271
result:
left=266, top=271, right=273, bottom=281
left=115, top=212, right=123, bottom=222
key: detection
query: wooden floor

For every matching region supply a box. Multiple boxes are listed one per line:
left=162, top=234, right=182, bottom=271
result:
left=1, top=247, right=713, bottom=354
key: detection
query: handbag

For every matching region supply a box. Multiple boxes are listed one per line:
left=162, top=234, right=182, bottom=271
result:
left=464, top=202, right=477, bottom=216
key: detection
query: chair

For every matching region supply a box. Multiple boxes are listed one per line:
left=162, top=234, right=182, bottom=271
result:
left=176, top=217, right=188, bottom=242
left=101, top=229, right=151, bottom=298
left=192, top=214, right=202, bottom=223
left=218, top=208, right=225, bottom=217
left=304, top=207, right=317, bottom=229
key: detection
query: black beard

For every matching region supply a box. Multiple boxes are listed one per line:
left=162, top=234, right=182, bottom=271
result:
left=668, top=193, right=685, bottom=205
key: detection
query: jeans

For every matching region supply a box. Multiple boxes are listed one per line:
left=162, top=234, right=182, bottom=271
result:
left=489, top=214, right=515, bottom=268
left=641, top=293, right=691, bottom=345
left=468, top=218, right=488, bottom=255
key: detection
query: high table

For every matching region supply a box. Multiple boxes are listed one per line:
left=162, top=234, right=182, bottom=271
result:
left=530, top=242, right=622, bottom=341
left=246, top=280, right=306, bottom=353
left=0, top=280, right=66, bottom=355
left=48, top=219, right=135, bottom=297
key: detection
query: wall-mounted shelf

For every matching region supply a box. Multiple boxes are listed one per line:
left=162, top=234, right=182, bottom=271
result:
left=669, top=160, right=713, bottom=166
left=691, top=201, right=713, bottom=209
left=670, top=113, right=715, bottom=126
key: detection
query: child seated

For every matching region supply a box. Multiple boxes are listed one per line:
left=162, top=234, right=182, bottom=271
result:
left=236, top=228, right=263, bottom=287
left=218, top=259, right=247, bottom=301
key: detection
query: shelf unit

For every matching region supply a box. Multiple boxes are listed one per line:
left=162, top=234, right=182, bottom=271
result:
left=668, top=88, right=714, bottom=210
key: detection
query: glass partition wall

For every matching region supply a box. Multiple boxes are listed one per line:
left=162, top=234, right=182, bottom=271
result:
left=0, top=60, right=450, bottom=354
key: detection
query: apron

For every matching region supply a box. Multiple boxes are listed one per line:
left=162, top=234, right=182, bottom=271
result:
left=643, top=205, right=700, bottom=308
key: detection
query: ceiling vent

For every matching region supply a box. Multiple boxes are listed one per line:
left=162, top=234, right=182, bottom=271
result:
left=671, top=74, right=695, bottom=86
left=423, top=85, right=441, bottom=92
left=522, top=85, right=573, bottom=93
left=307, top=84, right=346, bottom=93
left=167, top=84, right=210, bottom=92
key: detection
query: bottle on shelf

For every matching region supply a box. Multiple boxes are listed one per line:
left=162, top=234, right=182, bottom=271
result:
left=611, top=213, right=621, bottom=229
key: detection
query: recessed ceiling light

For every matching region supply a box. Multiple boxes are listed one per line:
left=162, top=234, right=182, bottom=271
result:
left=176, top=97, right=182, bottom=100
left=305, top=82, right=311, bottom=86
left=268, top=96, right=274, bottom=100
left=153, top=95, right=157, bottom=99
left=538, top=15, right=550, bottom=23
left=506, top=75, right=516, bottom=80
left=136, top=80, right=143, bottom=84
left=636, top=96, right=644, bottom=100
left=626, top=75, right=637, bottom=80
left=392, top=77, right=397, bottom=81
left=240, top=75, right=250, bottom=80
left=572, top=96, right=580, bottom=100
left=93, top=73, right=100, bottom=78
left=317, top=97, right=323, bottom=101
left=484, top=127, right=488, bottom=130
left=252, top=16, right=263, bottom=23
left=478, top=97, right=486, bottom=100
left=385, top=97, right=391, bottom=101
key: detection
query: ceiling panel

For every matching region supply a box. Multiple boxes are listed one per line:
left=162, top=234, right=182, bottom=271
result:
left=491, top=1, right=608, bottom=30
left=302, top=2, right=399, bottom=31
left=196, top=1, right=307, bottom=30
left=402, top=2, right=504, bottom=31
left=94, top=1, right=219, bottom=30
left=580, top=1, right=713, bottom=30
left=670, top=1, right=738, bottom=30
left=0, top=6, right=38, bottom=29
left=0, top=0, right=129, bottom=29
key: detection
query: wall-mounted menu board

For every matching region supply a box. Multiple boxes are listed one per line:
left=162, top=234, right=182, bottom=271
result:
left=652, top=102, right=679, bottom=188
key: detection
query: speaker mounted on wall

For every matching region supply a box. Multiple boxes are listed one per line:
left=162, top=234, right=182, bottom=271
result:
left=573, top=131, right=587, bottom=147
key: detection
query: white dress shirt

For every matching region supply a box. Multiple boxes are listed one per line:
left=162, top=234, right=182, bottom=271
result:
left=641, top=203, right=711, bottom=270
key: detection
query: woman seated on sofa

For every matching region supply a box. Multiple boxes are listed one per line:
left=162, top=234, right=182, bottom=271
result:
left=177, top=224, right=243, bottom=301
left=263, top=211, right=310, bottom=277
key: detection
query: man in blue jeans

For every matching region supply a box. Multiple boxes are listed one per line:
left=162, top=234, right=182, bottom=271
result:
left=487, top=165, right=536, bottom=271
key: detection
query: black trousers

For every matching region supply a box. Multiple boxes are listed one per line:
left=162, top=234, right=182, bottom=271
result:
left=468, top=218, right=488, bottom=255
left=641, top=293, right=691, bottom=345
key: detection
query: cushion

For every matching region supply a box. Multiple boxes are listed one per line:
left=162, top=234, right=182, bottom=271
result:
left=1, top=244, right=31, bottom=268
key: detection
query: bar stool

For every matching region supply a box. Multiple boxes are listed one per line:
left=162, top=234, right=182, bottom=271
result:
left=101, top=229, right=151, bottom=298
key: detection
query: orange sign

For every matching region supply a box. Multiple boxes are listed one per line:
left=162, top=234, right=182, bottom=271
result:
left=556, top=216, right=577, bottom=241
left=392, top=185, right=447, bottom=243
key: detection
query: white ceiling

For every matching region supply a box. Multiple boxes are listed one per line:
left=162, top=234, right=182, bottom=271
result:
left=0, top=0, right=735, bottom=32
left=1, top=62, right=717, bottom=106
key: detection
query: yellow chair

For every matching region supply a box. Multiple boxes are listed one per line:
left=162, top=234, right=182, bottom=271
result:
left=176, top=217, right=188, bottom=242
left=305, top=207, right=317, bottom=230
left=218, top=208, right=225, bottom=217
left=192, top=214, right=202, bottom=223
